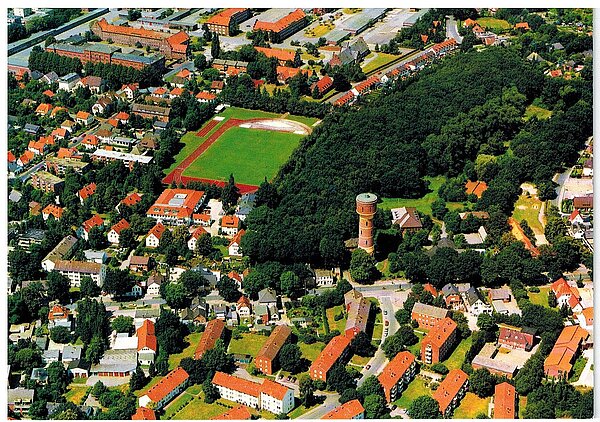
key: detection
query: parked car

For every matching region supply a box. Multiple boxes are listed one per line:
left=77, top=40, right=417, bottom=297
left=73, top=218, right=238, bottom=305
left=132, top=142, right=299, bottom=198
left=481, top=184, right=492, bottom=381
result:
left=384, top=310, right=388, bottom=315
left=365, top=364, right=371, bottom=370
left=385, top=320, right=389, bottom=326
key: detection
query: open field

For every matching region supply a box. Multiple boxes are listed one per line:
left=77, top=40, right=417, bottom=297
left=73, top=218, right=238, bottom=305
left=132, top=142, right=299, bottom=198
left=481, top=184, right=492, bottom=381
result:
left=183, top=126, right=303, bottom=186
left=512, top=192, right=544, bottom=234
left=477, top=17, right=512, bottom=30
left=166, top=131, right=215, bottom=174
left=65, top=385, right=88, bottom=404
left=299, top=341, right=325, bottom=362
left=169, top=332, right=202, bottom=370
left=393, top=377, right=432, bottom=408
left=380, top=176, right=466, bottom=214
left=569, top=356, right=588, bottom=382
left=305, top=23, right=334, bottom=38
left=453, top=392, right=491, bottom=418
left=362, top=52, right=400, bottom=74
left=220, top=106, right=281, bottom=120
left=228, top=332, right=270, bottom=357
left=524, top=104, right=553, bottom=121
left=284, top=114, right=320, bottom=127
left=528, top=286, right=551, bottom=308
left=442, top=336, right=472, bottom=370
left=326, top=305, right=347, bottom=333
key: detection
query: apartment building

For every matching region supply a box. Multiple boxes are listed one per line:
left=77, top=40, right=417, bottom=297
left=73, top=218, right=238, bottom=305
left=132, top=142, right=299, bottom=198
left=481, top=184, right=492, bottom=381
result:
left=310, top=334, right=351, bottom=382
left=433, top=369, right=469, bottom=417
left=421, top=317, right=458, bottom=364
left=31, top=171, right=64, bottom=193
left=322, top=399, right=365, bottom=419
left=411, top=302, right=450, bottom=329
left=54, top=260, right=106, bottom=287
left=255, top=324, right=292, bottom=375
left=194, top=318, right=225, bottom=359
left=378, top=351, right=417, bottom=403
left=139, top=367, right=189, bottom=410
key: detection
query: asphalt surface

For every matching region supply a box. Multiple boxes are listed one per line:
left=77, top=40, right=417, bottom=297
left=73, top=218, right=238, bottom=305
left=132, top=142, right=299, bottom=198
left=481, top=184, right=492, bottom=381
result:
left=446, top=16, right=463, bottom=44
left=296, top=392, right=341, bottom=419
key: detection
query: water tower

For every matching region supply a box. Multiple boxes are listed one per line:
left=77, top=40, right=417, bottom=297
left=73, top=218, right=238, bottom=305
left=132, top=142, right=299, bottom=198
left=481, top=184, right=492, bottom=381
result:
left=356, top=193, right=378, bottom=254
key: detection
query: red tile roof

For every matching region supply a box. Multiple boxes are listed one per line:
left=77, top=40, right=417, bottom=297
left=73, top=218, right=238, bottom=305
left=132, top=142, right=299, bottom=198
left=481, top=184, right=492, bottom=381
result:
left=190, top=226, right=208, bottom=239
left=43, top=89, right=55, bottom=97
left=194, top=319, right=225, bottom=359
left=212, top=371, right=262, bottom=398
left=256, top=324, right=292, bottom=364
left=255, top=46, right=295, bottom=63
left=422, top=317, right=457, bottom=349
left=132, top=407, right=156, bottom=420
left=115, top=111, right=130, bottom=120
left=207, top=8, right=249, bottom=27
left=79, top=182, right=97, bottom=200
left=378, top=351, right=415, bottom=395
left=261, top=378, right=289, bottom=400
left=253, top=9, right=305, bottom=33
left=19, top=150, right=35, bottom=165
left=312, top=75, right=333, bottom=94
left=465, top=180, right=488, bottom=198
left=144, top=367, right=189, bottom=403
left=276, top=66, right=311, bottom=81
left=148, top=222, right=166, bottom=240
left=494, top=382, right=516, bottom=419
left=121, top=192, right=142, bottom=207
left=176, top=68, right=191, bottom=79
left=166, top=31, right=190, bottom=53
left=137, top=319, right=157, bottom=352
left=433, top=368, right=469, bottom=414
left=57, top=147, right=79, bottom=159
left=98, top=18, right=163, bottom=39
left=196, top=91, right=217, bottom=101
left=228, top=229, right=245, bottom=246
left=147, top=189, right=205, bottom=220
left=76, top=110, right=91, bottom=120
left=212, top=405, right=252, bottom=420
left=110, top=218, right=130, bottom=235
left=322, top=399, right=365, bottom=419
left=82, top=214, right=104, bottom=232
left=221, top=215, right=240, bottom=229
left=82, top=134, right=99, bottom=146
left=52, top=128, right=68, bottom=138
left=544, top=325, right=589, bottom=376
left=43, top=204, right=64, bottom=220
left=48, top=304, right=70, bottom=321
left=515, top=22, right=530, bottom=30
left=310, top=334, right=351, bottom=377
left=8, top=151, right=16, bottom=163
left=36, top=103, right=53, bottom=115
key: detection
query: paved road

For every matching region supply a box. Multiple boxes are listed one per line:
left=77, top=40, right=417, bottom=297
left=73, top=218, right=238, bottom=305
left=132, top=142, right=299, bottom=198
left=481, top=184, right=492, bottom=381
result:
left=297, top=392, right=340, bottom=419
left=552, top=166, right=573, bottom=210
left=446, top=16, right=463, bottom=44
left=358, top=296, right=399, bottom=385
left=573, top=348, right=594, bottom=388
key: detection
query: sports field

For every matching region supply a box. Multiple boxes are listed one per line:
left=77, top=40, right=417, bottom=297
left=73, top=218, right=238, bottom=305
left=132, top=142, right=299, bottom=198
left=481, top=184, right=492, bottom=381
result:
left=182, top=126, right=304, bottom=186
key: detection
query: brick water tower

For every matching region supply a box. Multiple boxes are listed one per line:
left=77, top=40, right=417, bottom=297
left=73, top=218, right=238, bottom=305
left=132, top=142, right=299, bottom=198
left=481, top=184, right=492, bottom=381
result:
left=356, top=193, right=378, bottom=254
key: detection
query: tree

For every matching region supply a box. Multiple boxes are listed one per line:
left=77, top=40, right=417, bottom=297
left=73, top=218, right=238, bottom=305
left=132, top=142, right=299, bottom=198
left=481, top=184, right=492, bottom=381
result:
left=85, top=335, right=105, bottom=364
left=280, top=271, right=303, bottom=299
left=395, top=308, right=411, bottom=324
left=178, top=270, right=208, bottom=297
left=47, top=271, right=71, bottom=303
left=469, top=368, right=496, bottom=397
left=155, top=308, right=188, bottom=354
left=201, top=339, right=234, bottom=373
left=80, top=275, right=100, bottom=297
left=326, top=363, right=356, bottom=393
left=112, top=316, right=134, bottom=334
left=216, top=275, right=241, bottom=302
left=222, top=174, right=240, bottom=207
left=127, top=9, right=141, bottom=21
left=350, top=331, right=375, bottom=357
left=548, top=290, right=557, bottom=308
left=164, top=282, right=191, bottom=311
left=299, top=375, right=316, bottom=407
left=194, top=54, right=208, bottom=70
left=408, top=395, right=442, bottom=419
left=50, top=326, right=72, bottom=344
left=514, top=353, right=544, bottom=395
left=381, top=326, right=418, bottom=359
left=339, top=388, right=360, bottom=404
left=129, top=366, right=148, bottom=391
left=278, top=343, right=304, bottom=374
left=203, top=377, right=220, bottom=403
left=195, top=233, right=214, bottom=256
left=363, top=394, right=389, bottom=419
left=357, top=375, right=385, bottom=400
left=211, top=33, right=221, bottom=59
left=430, top=363, right=449, bottom=375
left=103, top=268, right=134, bottom=297
left=349, top=249, right=378, bottom=284
left=119, top=228, right=136, bottom=249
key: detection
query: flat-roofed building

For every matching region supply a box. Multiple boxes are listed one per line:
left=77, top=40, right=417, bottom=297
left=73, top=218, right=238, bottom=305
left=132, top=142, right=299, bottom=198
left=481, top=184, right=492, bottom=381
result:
left=378, top=351, right=417, bottom=403
left=31, top=171, right=64, bottom=193
left=255, top=324, right=292, bottom=375
left=421, top=317, right=458, bottom=364
left=91, top=149, right=153, bottom=169
left=45, top=156, right=89, bottom=175
left=54, top=260, right=106, bottom=287
left=42, top=235, right=77, bottom=272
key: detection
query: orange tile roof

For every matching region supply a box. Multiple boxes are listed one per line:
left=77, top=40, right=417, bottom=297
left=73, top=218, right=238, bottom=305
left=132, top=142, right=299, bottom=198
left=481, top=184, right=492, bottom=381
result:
left=464, top=18, right=478, bottom=27
left=153, top=87, right=168, bottom=96
left=212, top=371, right=262, bottom=398
left=433, top=368, right=469, bottom=414
left=322, top=399, right=365, bottom=419
left=166, top=31, right=190, bottom=52
left=98, top=18, right=163, bottom=40
left=256, top=324, right=292, bottom=363
left=148, top=222, right=166, bottom=240
left=261, top=378, right=289, bottom=400
left=237, top=295, right=250, bottom=307
left=176, top=68, right=191, bottom=79
left=551, top=278, right=580, bottom=300
left=76, top=110, right=91, bottom=120
left=194, top=319, right=225, bottom=359
left=110, top=218, right=130, bottom=235
left=313, top=75, right=333, bottom=93
left=207, top=8, right=249, bottom=27
left=170, top=87, right=184, bottom=96
left=132, top=407, right=156, bottom=420
left=424, top=283, right=438, bottom=296
left=79, top=182, right=97, bottom=200
left=115, top=111, right=130, bottom=120
left=147, top=189, right=205, bottom=220
left=582, top=307, right=593, bottom=325
left=196, top=91, right=217, bottom=101
left=255, top=46, right=295, bottom=62
left=82, top=134, right=99, bottom=146
left=144, top=367, right=189, bottom=403
left=43, top=89, right=55, bottom=97
left=190, top=226, right=208, bottom=239
left=276, top=66, right=310, bottom=81
left=310, top=334, right=351, bottom=376
left=421, top=34, right=429, bottom=43
left=121, top=192, right=142, bottom=207
left=230, top=271, right=244, bottom=285
left=378, top=351, right=415, bottom=393
left=193, top=213, right=211, bottom=222
left=253, top=8, right=305, bottom=33
left=82, top=214, right=104, bottom=232
left=137, top=319, right=157, bottom=352
left=228, top=229, right=245, bottom=246
left=515, top=22, right=530, bottom=30
left=51, top=128, right=68, bottom=138
left=50, top=106, right=67, bottom=118
left=19, top=150, right=35, bottom=164
left=8, top=151, right=16, bottom=162
left=43, top=204, right=64, bottom=219
left=494, top=382, right=516, bottom=419
left=35, top=103, right=53, bottom=114
left=121, top=83, right=139, bottom=91
left=221, top=215, right=239, bottom=229
left=107, top=118, right=119, bottom=128
left=465, top=180, right=488, bottom=198
left=544, top=325, right=589, bottom=376
left=422, top=317, right=457, bottom=349
left=57, top=147, right=78, bottom=159
left=48, top=304, right=70, bottom=321
left=211, top=405, right=252, bottom=420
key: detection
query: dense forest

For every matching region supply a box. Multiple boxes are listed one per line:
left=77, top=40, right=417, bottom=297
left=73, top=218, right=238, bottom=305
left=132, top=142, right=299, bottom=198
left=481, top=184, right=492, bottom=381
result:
left=241, top=46, right=592, bottom=267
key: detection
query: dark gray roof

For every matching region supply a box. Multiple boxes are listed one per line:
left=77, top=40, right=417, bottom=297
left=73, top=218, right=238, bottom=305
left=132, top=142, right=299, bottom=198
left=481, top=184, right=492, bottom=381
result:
left=464, top=286, right=482, bottom=306
left=412, top=302, right=449, bottom=319
left=258, top=288, right=277, bottom=303
left=442, top=283, right=460, bottom=297
left=24, top=123, right=41, bottom=133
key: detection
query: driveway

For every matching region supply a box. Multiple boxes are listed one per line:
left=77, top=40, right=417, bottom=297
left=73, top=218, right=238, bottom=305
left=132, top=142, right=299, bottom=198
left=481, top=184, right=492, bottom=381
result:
left=296, top=392, right=340, bottom=419
left=446, top=16, right=463, bottom=43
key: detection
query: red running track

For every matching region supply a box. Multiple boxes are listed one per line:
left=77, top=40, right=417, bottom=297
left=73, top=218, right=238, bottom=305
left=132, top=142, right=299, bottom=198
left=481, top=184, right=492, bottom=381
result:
left=195, top=119, right=219, bottom=137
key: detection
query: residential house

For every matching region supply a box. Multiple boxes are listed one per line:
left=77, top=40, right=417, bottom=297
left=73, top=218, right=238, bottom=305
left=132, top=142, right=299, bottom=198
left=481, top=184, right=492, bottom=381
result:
left=139, top=367, right=189, bottom=410
left=62, top=345, right=83, bottom=364
left=322, top=399, right=365, bottom=419
left=43, top=349, right=61, bottom=364
left=463, top=287, right=493, bottom=316
left=194, top=318, right=225, bottom=359
left=75, top=110, right=94, bottom=126
left=193, top=213, right=212, bottom=226
left=421, top=317, right=458, bottom=364
left=35, top=103, right=53, bottom=116
left=493, top=382, right=516, bottom=419
left=441, top=284, right=463, bottom=310
left=137, top=320, right=157, bottom=365
left=42, top=204, right=64, bottom=221
left=107, top=218, right=130, bottom=244
left=31, top=367, right=49, bottom=384
left=237, top=295, right=252, bottom=317
left=81, top=134, right=100, bottom=150
left=551, top=277, right=582, bottom=310
left=24, top=123, right=42, bottom=135
left=465, top=180, right=488, bottom=198
left=18, top=150, right=36, bottom=167
left=573, top=195, right=593, bottom=212
left=77, top=215, right=104, bottom=241
left=488, top=288, right=511, bottom=303
left=132, top=407, right=157, bottom=420
left=58, top=73, right=81, bottom=91
left=310, top=334, right=351, bottom=382
left=188, top=226, right=209, bottom=251
left=146, top=222, right=166, bottom=248
left=31, top=171, right=64, bottom=193
left=221, top=215, right=240, bottom=236
left=378, top=351, right=417, bottom=403
left=314, top=269, right=335, bottom=287
left=92, top=96, right=114, bottom=115
left=48, top=305, right=72, bottom=329
left=568, top=210, right=585, bottom=226
left=411, top=302, right=449, bottom=329
left=258, top=288, right=277, bottom=307
left=77, top=75, right=103, bottom=93
left=212, top=405, right=252, bottom=420
left=146, top=273, right=164, bottom=297
left=544, top=325, right=589, bottom=378
left=577, top=307, right=594, bottom=331
left=344, top=291, right=370, bottom=338
left=196, top=91, right=217, bottom=103
left=391, top=207, right=423, bottom=232
left=129, top=255, right=150, bottom=272
left=84, top=250, right=108, bottom=264
left=117, top=192, right=142, bottom=213
left=42, top=71, right=59, bottom=84
left=433, top=369, right=469, bottom=417
left=78, top=182, right=97, bottom=205
left=181, top=297, right=209, bottom=325
left=255, top=324, right=292, bottom=375
left=8, top=388, right=35, bottom=414
left=228, top=229, right=245, bottom=256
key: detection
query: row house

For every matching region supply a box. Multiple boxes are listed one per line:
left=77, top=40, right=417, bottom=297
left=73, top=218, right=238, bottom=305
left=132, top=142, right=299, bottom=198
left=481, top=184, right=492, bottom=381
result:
left=493, top=382, right=516, bottom=419
left=139, top=367, right=189, bottom=410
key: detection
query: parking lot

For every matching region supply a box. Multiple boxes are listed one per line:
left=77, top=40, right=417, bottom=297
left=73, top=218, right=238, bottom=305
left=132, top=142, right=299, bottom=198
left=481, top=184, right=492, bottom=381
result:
left=360, top=8, right=414, bottom=46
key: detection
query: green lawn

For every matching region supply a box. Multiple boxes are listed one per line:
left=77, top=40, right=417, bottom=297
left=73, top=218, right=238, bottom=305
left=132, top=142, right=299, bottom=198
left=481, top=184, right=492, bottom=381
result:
left=453, top=392, right=490, bottom=418
left=569, top=356, right=588, bottom=382
left=305, top=23, right=334, bottom=38
left=166, top=131, right=212, bottom=174
left=393, top=377, right=432, bottom=409
left=183, top=126, right=303, bottom=186
left=219, top=106, right=281, bottom=120
left=326, top=305, right=347, bottom=333
left=477, top=17, right=512, bottom=30
left=169, top=332, right=203, bottom=370
left=299, top=341, right=325, bottom=362
left=372, top=323, right=383, bottom=342
left=442, top=336, right=472, bottom=370
left=524, top=104, right=553, bottom=121
left=289, top=402, right=320, bottom=418
left=65, top=385, right=88, bottom=405
left=362, top=52, right=400, bottom=74
left=409, top=331, right=424, bottom=356
left=512, top=193, right=544, bottom=234
left=228, top=332, right=270, bottom=357
left=518, top=396, right=527, bottom=418
left=380, top=176, right=466, bottom=215
left=350, top=354, right=371, bottom=367
left=528, top=286, right=551, bottom=308
left=284, top=114, right=320, bottom=127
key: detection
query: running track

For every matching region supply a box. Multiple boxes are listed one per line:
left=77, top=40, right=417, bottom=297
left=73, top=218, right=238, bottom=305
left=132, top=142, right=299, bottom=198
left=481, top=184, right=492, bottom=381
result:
left=163, top=117, right=284, bottom=194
